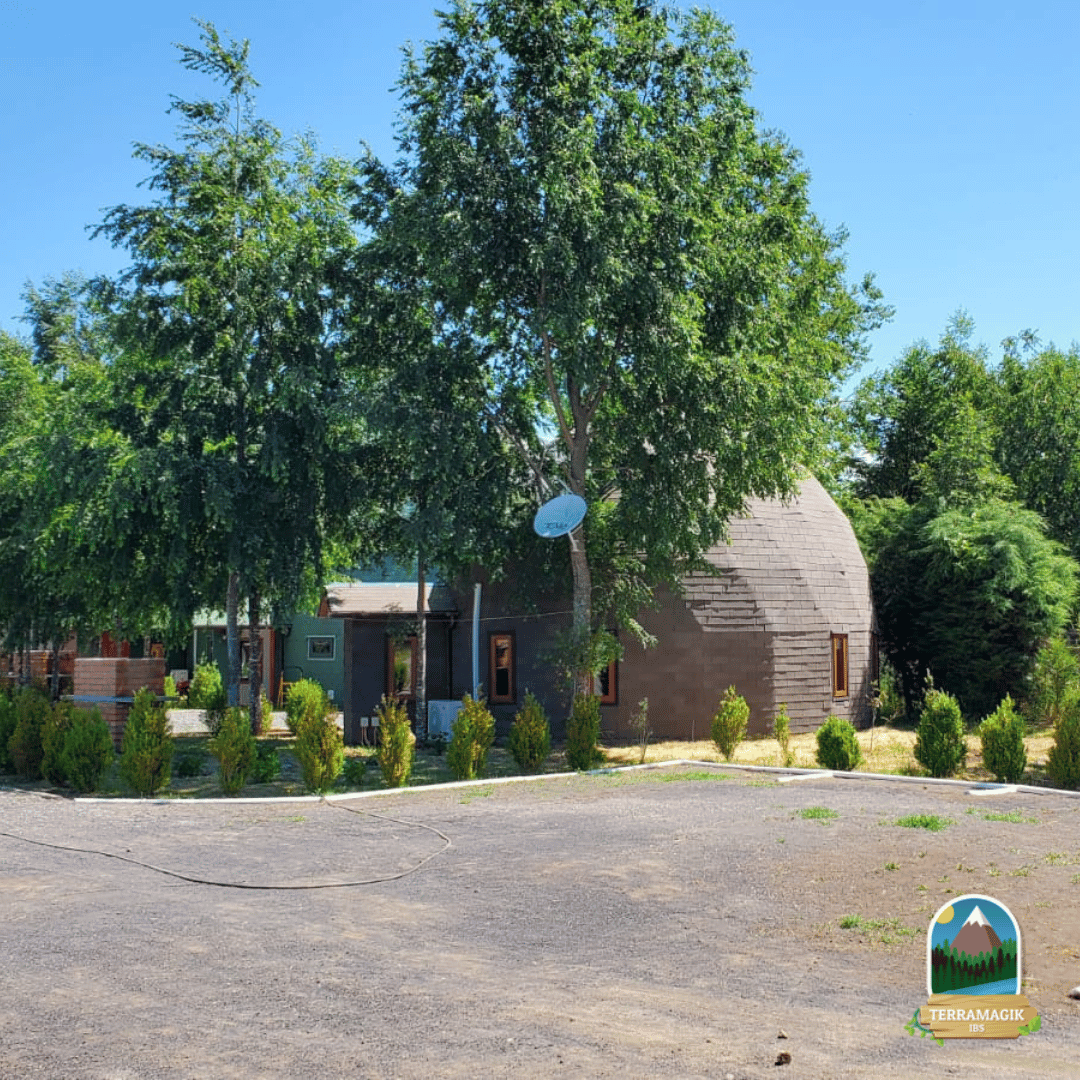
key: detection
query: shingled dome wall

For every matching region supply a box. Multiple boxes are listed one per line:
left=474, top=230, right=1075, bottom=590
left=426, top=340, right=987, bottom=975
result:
left=612, top=476, right=874, bottom=740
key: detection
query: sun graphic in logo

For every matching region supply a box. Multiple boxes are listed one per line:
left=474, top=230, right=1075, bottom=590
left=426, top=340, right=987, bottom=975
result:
left=936, top=905, right=955, bottom=924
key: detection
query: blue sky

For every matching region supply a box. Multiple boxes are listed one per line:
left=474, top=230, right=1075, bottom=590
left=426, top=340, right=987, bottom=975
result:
left=3, top=0, right=1078, bottom=385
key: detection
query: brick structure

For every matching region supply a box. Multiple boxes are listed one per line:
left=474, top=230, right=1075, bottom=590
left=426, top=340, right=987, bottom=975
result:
left=73, top=658, right=166, bottom=748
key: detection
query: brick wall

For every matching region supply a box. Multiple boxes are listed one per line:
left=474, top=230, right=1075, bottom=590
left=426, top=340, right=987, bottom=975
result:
left=74, top=658, right=165, bottom=748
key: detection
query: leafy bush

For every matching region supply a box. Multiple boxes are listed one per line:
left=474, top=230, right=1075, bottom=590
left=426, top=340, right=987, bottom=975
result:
left=711, top=686, right=749, bottom=762
left=628, top=697, right=651, bottom=765
left=8, top=687, right=52, bottom=778
left=163, top=674, right=178, bottom=704
left=565, top=692, right=603, bottom=771
left=119, top=688, right=174, bottom=796
left=375, top=695, right=414, bottom=788
left=256, top=691, right=275, bottom=736
left=0, top=692, right=16, bottom=773
left=284, top=678, right=331, bottom=735
left=41, top=700, right=74, bottom=785
left=175, top=749, right=208, bottom=778
left=251, top=741, right=281, bottom=784
left=978, top=695, right=1027, bottom=783
left=1046, top=690, right=1080, bottom=790
left=208, top=707, right=256, bottom=795
left=815, top=714, right=863, bottom=771
left=61, top=709, right=114, bottom=793
left=773, top=703, right=794, bottom=767
left=295, top=712, right=344, bottom=794
left=508, top=691, right=551, bottom=773
left=914, top=686, right=967, bottom=778
left=188, top=662, right=226, bottom=734
left=340, top=755, right=367, bottom=789
left=448, top=694, right=496, bottom=780
left=1026, top=636, right=1079, bottom=727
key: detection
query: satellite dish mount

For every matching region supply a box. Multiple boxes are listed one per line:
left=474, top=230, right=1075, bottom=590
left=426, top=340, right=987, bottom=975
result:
left=533, top=493, right=588, bottom=548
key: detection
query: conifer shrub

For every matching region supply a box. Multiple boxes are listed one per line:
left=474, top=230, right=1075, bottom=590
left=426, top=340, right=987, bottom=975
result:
left=448, top=694, right=496, bottom=780
left=914, top=686, right=967, bottom=778
left=284, top=678, right=331, bottom=735
left=565, top=692, right=603, bottom=771
left=119, top=688, right=174, bottom=796
left=41, top=701, right=74, bottom=785
left=711, top=685, right=749, bottom=762
left=208, top=706, right=256, bottom=795
left=1046, top=690, right=1080, bottom=790
left=815, top=714, right=863, bottom=771
left=508, top=691, right=551, bottom=773
left=978, top=695, right=1027, bottom=784
left=188, top=661, right=226, bottom=735
left=295, top=711, right=344, bottom=794
left=61, top=708, right=114, bottom=794
left=773, top=703, right=794, bottom=767
left=0, top=691, right=17, bottom=773
left=375, top=695, right=414, bottom=788
left=1026, top=636, right=1079, bottom=727
left=8, top=687, right=52, bottom=779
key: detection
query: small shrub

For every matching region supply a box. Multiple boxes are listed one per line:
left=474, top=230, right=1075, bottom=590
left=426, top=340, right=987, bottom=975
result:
left=41, top=701, right=74, bottom=785
left=565, top=692, right=603, bottom=771
left=376, top=695, right=414, bottom=788
left=978, top=695, right=1027, bottom=784
left=175, top=749, right=208, bottom=778
left=163, top=674, right=178, bottom=703
left=295, top=713, right=344, bottom=794
left=61, top=708, right=114, bottom=793
left=1046, top=690, right=1080, bottom=790
left=711, top=686, right=749, bottom=762
left=815, top=714, right=863, bottom=771
left=340, top=755, right=367, bottom=789
left=8, top=687, right=52, bottom=779
left=0, top=692, right=17, bottom=773
left=914, top=687, right=967, bottom=778
left=251, top=741, right=281, bottom=784
left=256, top=691, right=275, bottom=736
left=773, top=703, right=794, bottom=767
left=208, top=707, right=256, bottom=795
left=119, top=688, right=174, bottom=796
left=284, top=678, right=331, bottom=736
left=628, top=697, right=651, bottom=765
left=448, top=694, right=496, bottom=780
left=508, top=691, right=551, bottom=773
left=1027, top=636, right=1079, bottom=727
left=188, top=662, right=226, bottom=735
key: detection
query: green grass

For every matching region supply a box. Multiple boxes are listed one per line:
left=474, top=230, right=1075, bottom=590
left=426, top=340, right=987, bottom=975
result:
left=893, top=814, right=951, bottom=831
left=837, top=914, right=920, bottom=944
left=967, top=808, right=1038, bottom=824
left=800, top=806, right=839, bottom=821
left=655, top=770, right=728, bottom=783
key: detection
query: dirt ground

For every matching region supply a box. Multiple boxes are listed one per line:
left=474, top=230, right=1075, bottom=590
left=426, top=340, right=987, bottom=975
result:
left=2, top=765, right=1080, bottom=1079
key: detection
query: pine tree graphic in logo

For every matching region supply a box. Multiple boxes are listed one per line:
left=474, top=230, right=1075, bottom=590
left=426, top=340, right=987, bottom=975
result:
left=906, top=894, right=1041, bottom=1042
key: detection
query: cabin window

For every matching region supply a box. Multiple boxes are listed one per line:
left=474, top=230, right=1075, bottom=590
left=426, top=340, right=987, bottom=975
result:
left=831, top=633, right=849, bottom=699
left=387, top=636, right=417, bottom=700
left=594, top=657, right=618, bottom=706
left=489, top=632, right=515, bottom=703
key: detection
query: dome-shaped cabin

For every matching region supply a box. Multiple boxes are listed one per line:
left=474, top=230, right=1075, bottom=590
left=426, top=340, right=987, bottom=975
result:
left=609, top=476, right=874, bottom=740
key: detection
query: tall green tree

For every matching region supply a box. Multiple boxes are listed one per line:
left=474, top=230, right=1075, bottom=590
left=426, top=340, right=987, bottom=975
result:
left=358, top=0, right=886, bottom=689
left=94, top=21, right=369, bottom=727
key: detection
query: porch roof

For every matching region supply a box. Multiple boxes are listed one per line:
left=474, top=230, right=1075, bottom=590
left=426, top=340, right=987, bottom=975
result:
left=319, top=582, right=457, bottom=619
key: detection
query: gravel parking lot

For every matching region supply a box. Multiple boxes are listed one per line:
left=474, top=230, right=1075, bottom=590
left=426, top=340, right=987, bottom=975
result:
left=2, top=766, right=1079, bottom=1078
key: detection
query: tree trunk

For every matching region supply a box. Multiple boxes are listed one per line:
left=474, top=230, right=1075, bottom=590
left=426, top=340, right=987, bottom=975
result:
left=416, top=551, right=427, bottom=738
left=248, top=589, right=262, bottom=736
left=226, top=570, right=240, bottom=708
left=569, top=528, right=592, bottom=697
left=50, top=640, right=60, bottom=701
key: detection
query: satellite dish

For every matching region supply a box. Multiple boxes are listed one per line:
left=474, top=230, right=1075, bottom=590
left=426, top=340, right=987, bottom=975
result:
left=533, top=493, right=587, bottom=538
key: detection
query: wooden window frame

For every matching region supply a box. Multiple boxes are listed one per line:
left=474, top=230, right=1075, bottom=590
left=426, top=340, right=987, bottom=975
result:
left=594, top=657, right=618, bottom=706
left=831, top=633, right=849, bottom=699
left=488, top=632, right=515, bottom=704
left=386, top=635, right=418, bottom=700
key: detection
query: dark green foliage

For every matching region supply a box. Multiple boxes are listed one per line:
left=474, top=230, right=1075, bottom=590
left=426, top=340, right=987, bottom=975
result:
left=711, top=686, right=749, bottom=762
left=294, top=713, right=344, bottom=794
left=1046, top=690, right=1080, bottom=790
left=119, top=687, right=174, bottom=796
left=174, top=749, right=208, bottom=778
left=978, top=695, right=1027, bottom=784
left=251, top=741, right=281, bottom=784
left=815, top=714, right=863, bottom=771
left=188, top=662, right=226, bottom=735
left=8, top=687, right=52, bottom=778
left=565, top=693, right=603, bottom=772
left=284, top=678, right=332, bottom=736
left=208, top=707, right=256, bottom=795
left=375, top=695, right=414, bottom=788
left=508, top=691, right=551, bottom=773
left=447, top=694, right=496, bottom=781
left=915, top=687, right=967, bottom=778
left=340, top=755, right=366, bottom=789
left=0, top=692, right=16, bottom=772
left=1026, top=636, right=1079, bottom=727
left=773, top=703, right=794, bottom=767
left=41, top=701, right=74, bottom=785
left=61, top=709, right=114, bottom=794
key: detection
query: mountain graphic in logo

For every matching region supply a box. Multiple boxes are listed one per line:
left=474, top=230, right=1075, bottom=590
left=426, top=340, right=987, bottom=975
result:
left=948, top=905, right=1002, bottom=963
